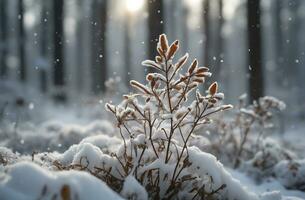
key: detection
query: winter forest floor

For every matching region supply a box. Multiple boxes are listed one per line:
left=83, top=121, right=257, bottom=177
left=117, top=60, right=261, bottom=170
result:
left=0, top=77, right=305, bottom=200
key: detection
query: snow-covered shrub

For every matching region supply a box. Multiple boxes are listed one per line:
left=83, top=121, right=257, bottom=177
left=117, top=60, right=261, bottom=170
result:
left=209, top=94, right=286, bottom=168
left=274, top=159, right=305, bottom=191
left=0, top=147, right=19, bottom=166
left=242, top=138, right=295, bottom=182
left=103, top=34, right=245, bottom=199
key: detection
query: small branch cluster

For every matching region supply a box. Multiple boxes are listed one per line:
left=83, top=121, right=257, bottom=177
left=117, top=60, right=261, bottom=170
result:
left=211, top=94, right=286, bottom=168
left=105, top=34, right=232, bottom=199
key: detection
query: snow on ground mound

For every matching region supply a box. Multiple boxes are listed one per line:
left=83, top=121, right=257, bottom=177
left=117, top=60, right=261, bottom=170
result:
left=0, top=161, right=122, bottom=200
left=55, top=140, right=261, bottom=200
left=0, top=119, right=115, bottom=153
left=188, top=146, right=259, bottom=200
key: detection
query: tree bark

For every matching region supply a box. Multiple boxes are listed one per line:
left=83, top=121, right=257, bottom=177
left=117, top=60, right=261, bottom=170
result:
left=0, top=0, right=8, bottom=78
left=147, top=0, right=164, bottom=73
left=53, top=0, right=65, bottom=101
left=18, top=0, right=26, bottom=81
left=247, top=0, right=264, bottom=102
left=91, top=0, right=107, bottom=93
left=124, top=13, right=131, bottom=86
left=203, top=0, right=210, bottom=67
left=76, top=0, right=84, bottom=93
left=214, top=0, right=224, bottom=80
left=39, top=1, right=49, bottom=92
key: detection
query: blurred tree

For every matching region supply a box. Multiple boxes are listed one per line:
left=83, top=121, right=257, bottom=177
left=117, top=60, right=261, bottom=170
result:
left=214, top=0, right=224, bottom=80
left=0, top=0, right=7, bottom=78
left=53, top=0, right=65, bottom=101
left=167, top=0, right=177, bottom=40
left=181, top=4, right=189, bottom=54
left=203, top=0, right=210, bottom=67
left=285, top=0, right=301, bottom=84
left=18, top=0, right=26, bottom=81
left=124, top=12, right=131, bottom=86
left=274, top=0, right=283, bottom=73
left=91, top=0, right=108, bottom=93
left=147, top=0, right=164, bottom=73
left=39, top=1, right=49, bottom=93
left=76, top=0, right=84, bottom=93
left=247, top=0, right=264, bottom=101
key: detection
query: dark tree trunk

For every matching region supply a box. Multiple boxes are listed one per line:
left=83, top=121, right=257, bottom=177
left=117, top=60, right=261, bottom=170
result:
left=0, top=0, right=8, bottom=78
left=40, top=1, right=49, bottom=92
left=53, top=0, right=65, bottom=101
left=76, top=0, right=84, bottom=93
left=168, top=0, right=177, bottom=40
left=274, top=0, right=283, bottom=70
left=203, top=0, right=210, bottom=67
left=124, top=13, right=131, bottom=86
left=247, top=0, right=264, bottom=102
left=214, top=0, right=224, bottom=80
left=286, top=0, right=300, bottom=83
left=91, top=0, right=107, bottom=93
left=147, top=0, right=164, bottom=73
left=18, top=0, right=26, bottom=81
left=182, top=5, right=189, bottom=54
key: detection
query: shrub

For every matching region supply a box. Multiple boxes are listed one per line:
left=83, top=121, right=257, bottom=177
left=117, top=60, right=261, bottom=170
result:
left=209, top=94, right=286, bottom=168
left=105, top=34, right=233, bottom=199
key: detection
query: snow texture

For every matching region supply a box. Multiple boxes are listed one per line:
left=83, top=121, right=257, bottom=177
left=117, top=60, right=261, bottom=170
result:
left=0, top=161, right=122, bottom=200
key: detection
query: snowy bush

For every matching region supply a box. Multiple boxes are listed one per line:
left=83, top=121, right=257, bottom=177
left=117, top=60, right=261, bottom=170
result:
left=242, top=138, right=295, bottom=182
left=101, top=34, right=261, bottom=199
left=208, top=94, right=286, bottom=168
left=274, top=159, right=305, bottom=191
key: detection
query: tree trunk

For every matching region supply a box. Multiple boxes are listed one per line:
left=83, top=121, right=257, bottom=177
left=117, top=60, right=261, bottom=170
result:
left=91, top=0, right=107, bottom=93
left=214, top=0, right=224, bottom=80
left=182, top=5, right=189, bottom=54
left=53, top=0, right=65, bottom=101
left=124, top=13, right=131, bottom=86
left=76, top=0, right=84, bottom=93
left=18, top=0, right=26, bottom=81
left=247, top=0, right=264, bottom=102
left=39, top=1, right=49, bottom=93
left=0, top=0, right=8, bottom=78
left=147, top=0, right=164, bottom=73
left=273, top=0, right=284, bottom=85
left=274, top=0, right=283, bottom=70
left=203, top=0, right=210, bottom=67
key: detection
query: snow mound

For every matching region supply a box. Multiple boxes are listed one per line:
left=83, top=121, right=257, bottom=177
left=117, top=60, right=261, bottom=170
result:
left=0, top=161, right=122, bottom=200
left=121, top=175, right=148, bottom=200
left=274, top=159, right=305, bottom=191
left=56, top=140, right=261, bottom=200
left=188, top=146, right=259, bottom=200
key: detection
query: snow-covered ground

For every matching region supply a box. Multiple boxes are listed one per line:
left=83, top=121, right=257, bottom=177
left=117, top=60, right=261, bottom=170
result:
left=1, top=81, right=305, bottom=200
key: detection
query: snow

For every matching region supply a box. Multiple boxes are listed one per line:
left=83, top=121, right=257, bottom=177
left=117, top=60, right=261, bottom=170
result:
left=228, top=168, right=305, bottom=200
left=1, top=82, right=305, bottom=200
left=121, top=175, right=148, bottom=200
left=274, top=159, right=305, bottom=191
left=188, top=146, right=259, bottom=200
left=0, top=161, right=122, bottom=200
left=1, top=118, right=305, bottom=199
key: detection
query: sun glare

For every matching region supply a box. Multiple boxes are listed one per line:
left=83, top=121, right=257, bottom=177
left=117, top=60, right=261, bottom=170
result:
left=125, top=0, right=145, bottom=13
